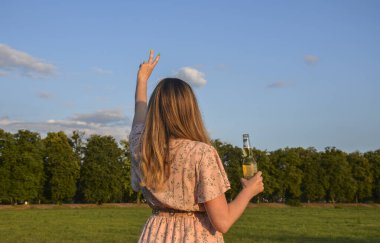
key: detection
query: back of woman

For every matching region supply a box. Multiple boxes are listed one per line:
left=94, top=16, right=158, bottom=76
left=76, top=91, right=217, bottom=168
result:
left=130, top=126, right=230, bottom=242
left=130, top=50, right=264, bottom=243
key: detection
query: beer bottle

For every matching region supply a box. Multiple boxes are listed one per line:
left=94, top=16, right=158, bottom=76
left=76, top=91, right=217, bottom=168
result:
left=242, top=133, right=258, bottom=179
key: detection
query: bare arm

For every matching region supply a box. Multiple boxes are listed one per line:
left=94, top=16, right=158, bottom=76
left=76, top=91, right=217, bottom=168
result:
left=204, top=172, right=264, bottom=234
left=132, top=50, right=160, bottom=126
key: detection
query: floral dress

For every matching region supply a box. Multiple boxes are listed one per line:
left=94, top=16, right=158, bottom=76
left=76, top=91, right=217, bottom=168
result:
left=129, top=122, right=231, bottom=243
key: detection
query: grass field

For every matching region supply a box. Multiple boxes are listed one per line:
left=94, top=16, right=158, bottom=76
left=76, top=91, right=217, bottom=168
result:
left=0, top=204, right=379, bottom=242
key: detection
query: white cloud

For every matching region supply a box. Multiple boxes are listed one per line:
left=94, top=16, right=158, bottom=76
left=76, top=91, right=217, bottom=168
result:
left=70, top=109, right=128, bottom=125
left=0, top=109, right=131, bottom=141
left=0, top=43, right=55, bottom=78
left=0, top=116, right=13, bottom=126
left=267, top=81, right=290, bottom=88
left=175, top=67, right=207, bottom=87
left=92, top=67, right=113, bottom=75
left=304, top=55, right=319, bottom=65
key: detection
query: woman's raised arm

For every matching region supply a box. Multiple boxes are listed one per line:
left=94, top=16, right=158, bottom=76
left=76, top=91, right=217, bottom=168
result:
left=132, top=50, right=160, bottom=126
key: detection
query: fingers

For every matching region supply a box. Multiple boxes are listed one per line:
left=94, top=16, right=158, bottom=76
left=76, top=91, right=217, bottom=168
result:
left=255, top=171, right=263, bottom=180
left=143, top=50, right=160, bottom=66
left=148, top=49, right=154, bottom=63
left=249, top=171, right=262, bottom=181
left=153, top=53, right=160, bottom=66
left=139, top=60, right=145, bottom=69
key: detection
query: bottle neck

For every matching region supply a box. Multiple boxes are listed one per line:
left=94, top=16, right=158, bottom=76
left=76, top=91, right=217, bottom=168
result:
left=242, top=134, right=253, bottom=157
left=243, top=147, right=253, bottom=157
left=243, top=137, right=251, bottom=149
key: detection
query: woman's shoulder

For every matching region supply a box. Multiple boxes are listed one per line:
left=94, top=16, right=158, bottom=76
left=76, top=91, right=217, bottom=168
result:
left=171, top=138, right=217, bottom=155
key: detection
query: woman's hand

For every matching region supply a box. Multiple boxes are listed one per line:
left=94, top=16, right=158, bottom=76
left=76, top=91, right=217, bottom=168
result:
left=240, top=171, right=264, bottom=198
left=137, top=49, right=160, bottom=83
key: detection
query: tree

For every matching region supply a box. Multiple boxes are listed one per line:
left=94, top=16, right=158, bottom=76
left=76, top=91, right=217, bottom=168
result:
left=81, top=135, right=124, bottom=204
left=365, top=150, right=380, bottom=202
left=43, top=132, right=80, bottom=204
left=69, top=130, right=86, bottom=203
left=269, top=148, right=303, bottom=202
left=252, top=148, right=278, bottom=202
left=9, top=130, right=45, bottom=204
left=0, top=129, right=15, bottom=203
left=69, top=130, right=85, bottom=165
left=320, top=147, right=356, bottom=203
left=347, top=152, right=373, bottom=202
left=119, top=139, right=139, bottom=203
left=2, top=127, right=379, bottom=204
left=300, top=148, right=325, bottom=202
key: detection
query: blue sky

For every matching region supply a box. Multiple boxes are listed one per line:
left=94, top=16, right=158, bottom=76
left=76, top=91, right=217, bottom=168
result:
left=1, top=0, right=379, bottom=152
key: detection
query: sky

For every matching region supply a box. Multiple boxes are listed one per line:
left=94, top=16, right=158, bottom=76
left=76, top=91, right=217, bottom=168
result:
left=1, top=0, right=379, bottom=152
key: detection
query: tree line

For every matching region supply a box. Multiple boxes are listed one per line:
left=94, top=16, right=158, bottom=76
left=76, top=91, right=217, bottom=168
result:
left=0, top=129, right=379, bottom=205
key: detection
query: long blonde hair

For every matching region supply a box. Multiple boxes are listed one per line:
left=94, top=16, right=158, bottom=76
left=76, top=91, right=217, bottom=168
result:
left=139, top=78, right=210, bottom=191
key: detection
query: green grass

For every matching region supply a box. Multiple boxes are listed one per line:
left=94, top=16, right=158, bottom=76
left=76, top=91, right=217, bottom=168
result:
left=0, top=205, right=379, bottom=242
left=224, top=207, right=380, bottom=243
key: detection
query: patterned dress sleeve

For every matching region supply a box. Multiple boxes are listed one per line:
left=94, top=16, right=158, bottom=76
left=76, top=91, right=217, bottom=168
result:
left=129, top=122, right=145, bottom=192
left=196, top=145, right=231, bottom=203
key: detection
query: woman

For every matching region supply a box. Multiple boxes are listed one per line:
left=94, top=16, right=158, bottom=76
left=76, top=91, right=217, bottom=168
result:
left=129, top=50, right=264, bottom=242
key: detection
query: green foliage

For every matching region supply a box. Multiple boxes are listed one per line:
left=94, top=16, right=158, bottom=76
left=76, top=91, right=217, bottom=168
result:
left=43, top=132, right=80, bottom=204
left=365, top=150, right=380, bottom=202
left=69, top=130, right=85, bottom=163
left=1, top=129, right=380, bottom=204
left=69, top=130, right=86, bottom=203
left=81, top=135, right=124, bottom=204
left=347, top=152, right=373, bottom=202
left=119, top=139, right=139, bottom=202
left=252, top=148, right=278, bottom=202
left=301, top=147, right=325, bottom=202
left=0, top=129, right=15, bottom=202
left=9, top=130, right=45, bottom=203
left=321, top=147, right=356, bottom=203
left=269, top=148, right=304, bottom=201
